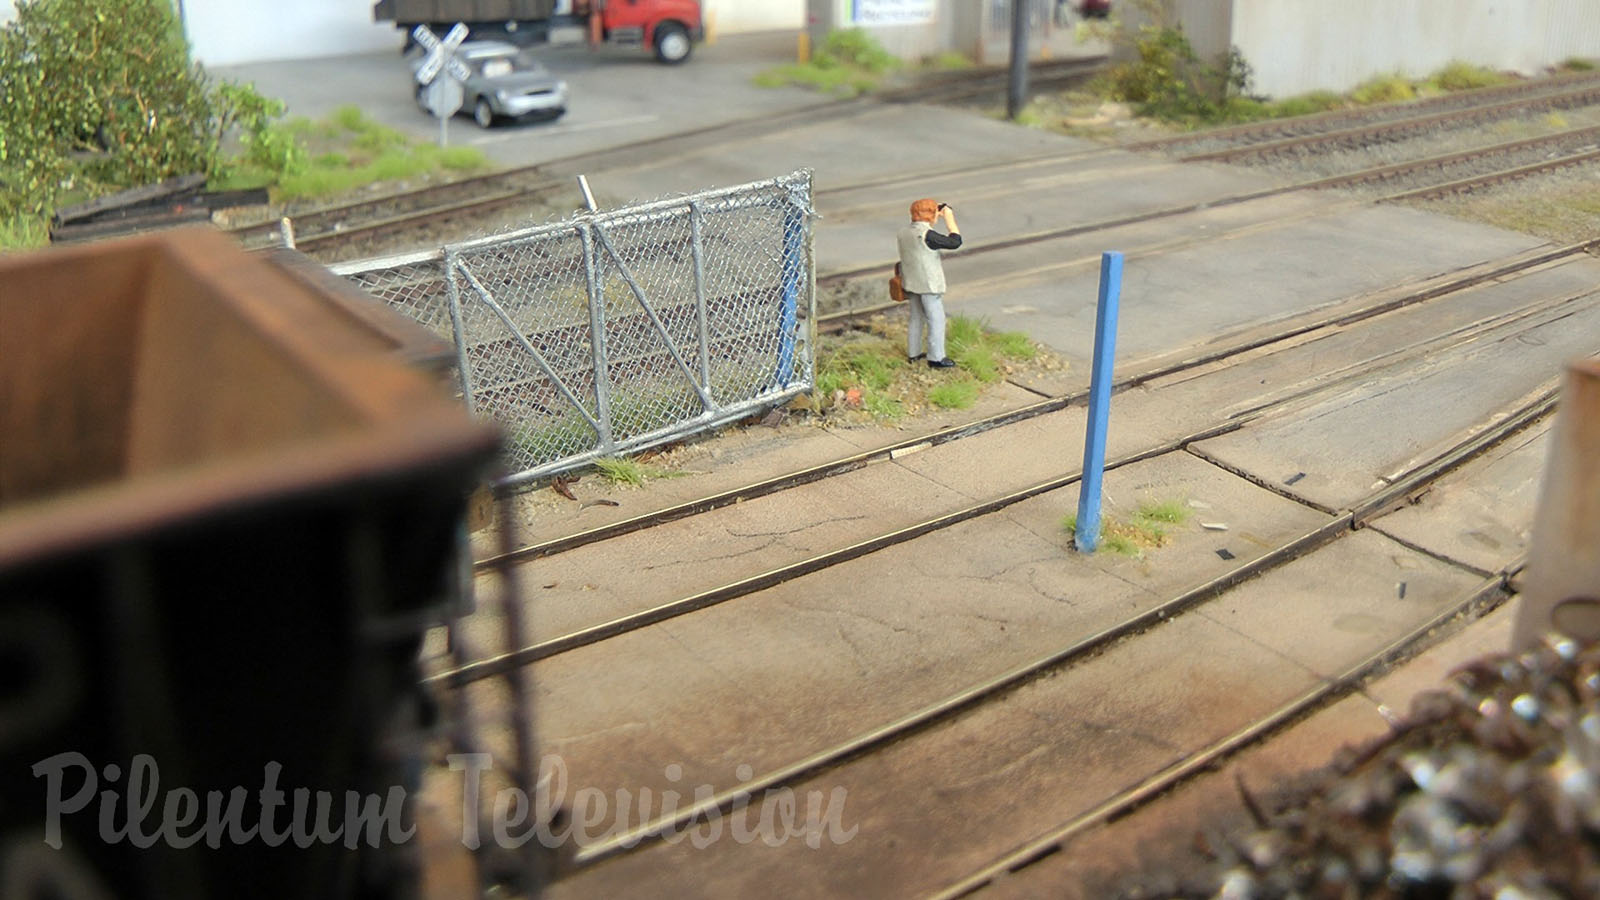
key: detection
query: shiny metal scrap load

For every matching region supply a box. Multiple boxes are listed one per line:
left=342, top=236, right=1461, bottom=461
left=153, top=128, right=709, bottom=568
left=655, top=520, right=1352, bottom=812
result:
left=1136, top=636, right=1600, bottom=899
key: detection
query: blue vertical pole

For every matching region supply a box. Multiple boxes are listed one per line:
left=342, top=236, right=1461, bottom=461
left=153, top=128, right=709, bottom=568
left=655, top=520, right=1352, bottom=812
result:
left=774, top=201, right=802, bottom=387
left=1076, top=251, right=1123, bottom=553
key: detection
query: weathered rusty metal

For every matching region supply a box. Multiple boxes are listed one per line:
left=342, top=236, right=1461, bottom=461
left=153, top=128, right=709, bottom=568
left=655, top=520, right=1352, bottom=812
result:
left=0, top=227, right=501, bottom=899
left=1513, top=359, right=1600, bottom=649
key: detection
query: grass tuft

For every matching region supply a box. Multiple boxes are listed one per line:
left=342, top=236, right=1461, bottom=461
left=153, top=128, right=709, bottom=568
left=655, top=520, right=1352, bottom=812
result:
left=1350, top=73, right=1417, bottom=105
left=926, top=51, right=974, bottom=71
left=1061, top=496, right=1191, bottom=556
left=754, top=29, right=900, bottom=96
left=332, top=105, right=368, bottom=132
left=1426, top=61, right=1507, bottom=92
left=593, top=457, right=685, bottom=487
left=1135, top=498, right=1191, bottom=525
left=928, top=378, right=979, bottom=409
left=863, top=393, right=905, bottom=419
left=0, top=215, right=50, bottom=251
left=1102, top=533, right=1141, bottom=556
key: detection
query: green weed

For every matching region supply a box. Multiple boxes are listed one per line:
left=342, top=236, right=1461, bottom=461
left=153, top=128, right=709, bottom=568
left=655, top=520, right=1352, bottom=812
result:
left=1062, top=497, right=1190, bottom=556
left=926, top=52, right=974, bottom=71
left=1265, top=91, right=1345, bottom=118
left=1562, top=57, right=1596, bottom=71
left=594, top=457, right=684, bottom=486
left=0, top=215, right=50, bottom=251
left=1102, top=533, right=1141, bottom=556
left=1135, top=498, right=1190, bottom=525
left=988, top=330, right=1037, bottom=361
left=1427, top=61, right=1507, bottom=92
left=754, top=29, right=899, bottom=96
left=928, top=378, right=979, bottom=409
left=1351, top=73, right=1416, bottom=105
left=333, top=105, right=368, bottom=132
left=863, top=393, right=905, bottom=419
left=440, top=146, right=488, bottom=171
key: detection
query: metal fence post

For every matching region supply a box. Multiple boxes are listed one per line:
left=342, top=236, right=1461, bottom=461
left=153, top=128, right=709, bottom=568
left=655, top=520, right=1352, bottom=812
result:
left=1075, top=251, right=1123, bottom=553
left=444, top=251, right=478, bottom=415
left=579, top=224, right=615, bottom=455
left=774, top=193, right=803, bottom=387
left=689, top=201, right=713, bottom=396
left=1512, top=359, right=1600, bottom=649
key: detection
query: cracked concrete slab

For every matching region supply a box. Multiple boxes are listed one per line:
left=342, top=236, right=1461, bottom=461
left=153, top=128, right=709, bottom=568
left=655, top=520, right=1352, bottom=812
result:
left=544, top=525, right=1493, bottom=899
left=1196, top=529, right=1483, bottom=680
left=1369, top=418, right=1550, bottom=575
left=547, top=612, right=1321, bottom=900
left=1190, top=289, right=1600, bottom=511
left=982, top=604, right=1516, bottom=900
left=479, top=454, right=1329, bottom=844
left=952, top=202, right=1548, bottom=373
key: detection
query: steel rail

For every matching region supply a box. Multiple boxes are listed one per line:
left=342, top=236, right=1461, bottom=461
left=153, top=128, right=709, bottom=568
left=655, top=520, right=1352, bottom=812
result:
left=1129, top=68, right=1600, bottom=154
left=475, top=239, right=1598, bottom=571
left=1381, top=146, right=1600, bottom=203
left=442, top=368, right=1559, bottom=690
left=1179, top=82, right=1600, bottom=164
left=812, top=142, right=1600, bottom=322
left=555, top=389, right=1552, bottom=868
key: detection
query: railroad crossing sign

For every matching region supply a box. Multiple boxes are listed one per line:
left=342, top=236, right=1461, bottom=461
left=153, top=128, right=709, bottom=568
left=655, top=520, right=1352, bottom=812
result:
left=413, top=23, right=471, bottom=146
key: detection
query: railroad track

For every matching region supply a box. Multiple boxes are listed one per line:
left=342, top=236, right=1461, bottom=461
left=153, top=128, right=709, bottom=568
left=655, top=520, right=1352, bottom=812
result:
left=434, top=244, right=1591, bottom=888
left=229, top=57, right=1108, bottom=256
left=265, top=65, right=1600, bottom=278
left=929, top=556, right=1521, bottom=899
left=442, top=238, right=1592, bottom=686
left=462, top=238, right=1598, bottom=584
left=1175, top=79, right=1600, bottom=164
left=1128, top=68, right=1600, bottom=156
left=328, top=120, right=1600, bottom=352
left=813, top=132, right=1600, bottom=329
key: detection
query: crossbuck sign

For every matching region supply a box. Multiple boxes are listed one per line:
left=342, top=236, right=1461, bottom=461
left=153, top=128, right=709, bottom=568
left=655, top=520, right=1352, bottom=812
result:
left=414, top=23, right=472, bottom=147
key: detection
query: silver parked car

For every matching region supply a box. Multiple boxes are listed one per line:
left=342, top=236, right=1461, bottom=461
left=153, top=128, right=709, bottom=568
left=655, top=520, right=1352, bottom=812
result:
left=413, top=41, right=568, bottom=128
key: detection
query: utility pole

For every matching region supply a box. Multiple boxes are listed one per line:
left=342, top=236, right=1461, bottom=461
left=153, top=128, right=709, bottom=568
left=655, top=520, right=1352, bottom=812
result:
left=1007, top=0, right=1031, bottom=120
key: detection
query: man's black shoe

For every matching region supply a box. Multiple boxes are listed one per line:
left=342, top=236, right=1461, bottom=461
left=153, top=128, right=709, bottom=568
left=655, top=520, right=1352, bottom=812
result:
left=907, top=353, right=925, bottom=363
left=928, top=358, right=957, bottom=369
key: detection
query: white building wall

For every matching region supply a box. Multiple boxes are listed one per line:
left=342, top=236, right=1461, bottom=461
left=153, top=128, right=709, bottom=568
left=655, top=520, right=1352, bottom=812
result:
left=181, top=0, right=399, bottom=66
left=1231, top=0, right=1600, bottom=98
left=704, top=0, right=802, bottom=34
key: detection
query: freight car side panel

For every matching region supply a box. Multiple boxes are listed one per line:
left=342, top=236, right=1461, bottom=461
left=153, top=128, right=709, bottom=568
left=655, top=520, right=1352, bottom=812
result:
left=376, top=0, right=560, bottom=23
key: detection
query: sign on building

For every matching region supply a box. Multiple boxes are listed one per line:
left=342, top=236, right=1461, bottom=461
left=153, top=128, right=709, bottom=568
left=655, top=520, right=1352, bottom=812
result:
left=850, top=0, right=936, bottom=26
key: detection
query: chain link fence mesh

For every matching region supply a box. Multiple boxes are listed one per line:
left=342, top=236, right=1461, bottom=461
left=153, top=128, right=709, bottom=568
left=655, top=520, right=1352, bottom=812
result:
left=333, top=171, right=815, bottom=484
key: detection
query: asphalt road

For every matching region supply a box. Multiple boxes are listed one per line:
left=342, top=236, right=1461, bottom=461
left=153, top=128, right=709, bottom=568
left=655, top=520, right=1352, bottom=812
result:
left=210, top=31, right=825, bottom=169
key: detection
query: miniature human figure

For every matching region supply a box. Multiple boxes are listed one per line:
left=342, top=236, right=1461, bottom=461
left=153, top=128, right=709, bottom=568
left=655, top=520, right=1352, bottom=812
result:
left=897, top=198, right=963, bottom=368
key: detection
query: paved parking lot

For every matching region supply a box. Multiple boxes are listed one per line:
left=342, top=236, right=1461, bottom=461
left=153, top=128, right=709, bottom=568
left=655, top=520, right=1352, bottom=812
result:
left=211, top=31, right=822, bottom=168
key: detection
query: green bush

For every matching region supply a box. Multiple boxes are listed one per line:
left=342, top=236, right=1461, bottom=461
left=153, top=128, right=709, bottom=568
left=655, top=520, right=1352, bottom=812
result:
left=0, top=0, right=305, bottom=220
left=753, top=29, right=898, bottom=96
left=0, top=0, right=223, bottom=217
left=1100, top=20, right=1256, bottom=123
left=816, top=28, right=899, bottom=74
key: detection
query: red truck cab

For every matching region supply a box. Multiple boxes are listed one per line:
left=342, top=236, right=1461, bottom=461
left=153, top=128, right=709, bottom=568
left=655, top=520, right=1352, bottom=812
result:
left=586, top=0, right=703, bottom=63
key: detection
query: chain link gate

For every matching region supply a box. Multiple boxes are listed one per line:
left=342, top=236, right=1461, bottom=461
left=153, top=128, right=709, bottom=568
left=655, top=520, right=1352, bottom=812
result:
left=335, top=171, right=816, bottom=485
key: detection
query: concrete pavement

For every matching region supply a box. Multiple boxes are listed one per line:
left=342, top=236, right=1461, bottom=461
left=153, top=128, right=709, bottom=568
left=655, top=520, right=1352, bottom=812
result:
left=210, top=31, right=823, bottom=169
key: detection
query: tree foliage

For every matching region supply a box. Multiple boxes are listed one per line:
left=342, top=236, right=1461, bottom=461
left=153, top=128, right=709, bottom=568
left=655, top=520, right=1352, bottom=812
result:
left=0, top=0, right=264, bottom=218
